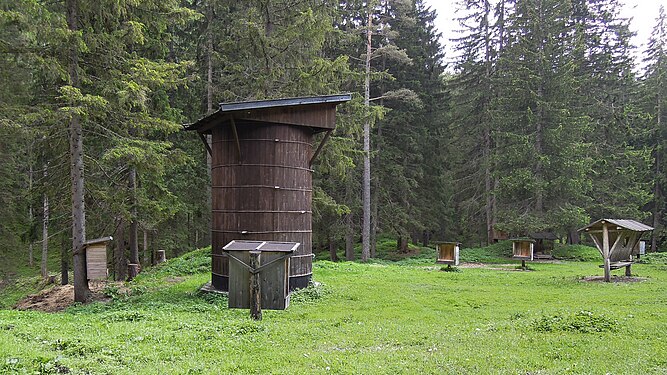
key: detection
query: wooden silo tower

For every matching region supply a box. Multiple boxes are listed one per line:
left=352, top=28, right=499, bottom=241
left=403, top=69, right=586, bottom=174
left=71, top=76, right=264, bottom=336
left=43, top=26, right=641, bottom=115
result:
left=186, top=94, right=351, bottom=291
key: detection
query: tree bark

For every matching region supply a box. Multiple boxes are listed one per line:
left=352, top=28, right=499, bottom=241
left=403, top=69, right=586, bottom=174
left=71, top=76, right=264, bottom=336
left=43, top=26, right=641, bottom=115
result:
left=28, top=163, right=33, bottom=267
left=345, top=168, right=355, bottom=261
left=67, top=0, right=89, bottom=303
left=41, top=164, right=49, bottom=279
left=129, top=167, right=139, bottom=265
left=397, top=236, right=408, bottom=253
left=114, top=219, right=127, bottom=281
left=361, top=9, right=372, bottom=262
left=328, top=236, right=338, bottom=262
left=143, top=229, right=149, bottom=265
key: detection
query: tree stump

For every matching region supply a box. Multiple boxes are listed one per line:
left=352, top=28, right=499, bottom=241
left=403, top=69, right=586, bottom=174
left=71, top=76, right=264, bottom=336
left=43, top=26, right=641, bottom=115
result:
left=156, top=250, right=166, bottom=264
left=127, top=264, right=139, bottom=281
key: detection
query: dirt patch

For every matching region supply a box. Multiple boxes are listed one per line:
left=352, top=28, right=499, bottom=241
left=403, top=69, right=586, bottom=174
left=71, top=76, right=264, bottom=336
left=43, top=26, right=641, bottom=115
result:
left=580, top=275, right=648, bottom=283
left=14, top=281, right=119, bottom=313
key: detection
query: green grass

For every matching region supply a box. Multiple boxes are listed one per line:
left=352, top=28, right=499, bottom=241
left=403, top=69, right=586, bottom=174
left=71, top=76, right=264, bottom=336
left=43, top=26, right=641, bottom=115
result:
left=1, top=248, right=667, bottom=374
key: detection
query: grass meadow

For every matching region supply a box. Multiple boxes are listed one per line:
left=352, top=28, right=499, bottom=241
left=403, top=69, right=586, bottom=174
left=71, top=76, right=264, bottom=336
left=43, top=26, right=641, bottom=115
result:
left=1, top=244, right=666, bottom=374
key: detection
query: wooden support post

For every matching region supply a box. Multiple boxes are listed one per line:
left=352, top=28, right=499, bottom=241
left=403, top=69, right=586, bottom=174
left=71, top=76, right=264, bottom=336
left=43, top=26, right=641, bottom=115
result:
left=249, top=251, right=262, bottom=321
left=156, top=250, right=166, bottom=264
left=127, top=263, right=139, bottom=281
left=602, top=222, right=611, bottom=282
left=625, top=264, right=632, bottom=277
left=521, top=260, right=526, bottom=270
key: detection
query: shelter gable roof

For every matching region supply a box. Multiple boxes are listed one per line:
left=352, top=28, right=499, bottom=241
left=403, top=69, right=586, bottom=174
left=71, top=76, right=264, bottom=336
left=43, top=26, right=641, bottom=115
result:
left=578, top=219, right=654, bottom=233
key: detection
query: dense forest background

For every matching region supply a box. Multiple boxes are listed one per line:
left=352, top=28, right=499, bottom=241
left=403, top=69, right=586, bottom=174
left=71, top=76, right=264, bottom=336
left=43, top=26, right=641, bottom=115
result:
left=1, top=0, right=666, bottom=280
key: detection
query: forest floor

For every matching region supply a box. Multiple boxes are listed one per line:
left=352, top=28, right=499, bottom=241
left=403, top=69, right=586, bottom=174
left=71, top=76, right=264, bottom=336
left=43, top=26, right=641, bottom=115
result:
left=1, top=243, right=666, bottom=374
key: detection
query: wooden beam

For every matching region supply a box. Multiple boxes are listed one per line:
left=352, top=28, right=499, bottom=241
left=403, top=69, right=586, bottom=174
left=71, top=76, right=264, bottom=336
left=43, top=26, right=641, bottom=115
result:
left=310, top=130, right=332, bottom=167
left=229, top=116, right=242, bottom=163
left=198, top=132, right=212, bottom=157
left=603, top=222, right=610, bottom=282
left=249, top=251, right=262, bottom=321
left=588, top=233, right=603, bottom=257
left=608, top=232, right=623, bottom=259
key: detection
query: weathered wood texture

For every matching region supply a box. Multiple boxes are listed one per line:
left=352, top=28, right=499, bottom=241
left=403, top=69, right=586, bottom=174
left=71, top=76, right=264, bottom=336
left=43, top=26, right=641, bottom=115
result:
left=227, top=247, right=292, bottom=311
left=85, top=244, right=107, bottom=280
left=580, top=219, right=653, bottom=282
left=435, top=243, right=459, bottom=266
left=211, top=123, right=313, bottom=291
left=512, top=240, right=534, bottom=260
left=249, top=251, right=262, bottom=320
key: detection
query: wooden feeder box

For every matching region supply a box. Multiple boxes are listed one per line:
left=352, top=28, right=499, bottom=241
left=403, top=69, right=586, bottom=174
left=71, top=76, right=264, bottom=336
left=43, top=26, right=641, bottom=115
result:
left=511, top=238, right=534, bottom=269
left=186, top=94, right=350, bottom=292
left=84, top=236, right=113, bottom=281
left=435, top=242, right=460, bottom=266
left=578, top=219, right=653, bottom=282
left=223, top=240, right=300, bottom=315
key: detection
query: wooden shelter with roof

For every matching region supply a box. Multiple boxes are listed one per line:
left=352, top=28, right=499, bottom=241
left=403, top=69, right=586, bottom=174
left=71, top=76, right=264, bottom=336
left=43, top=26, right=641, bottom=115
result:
left=434, top=241, right=460, bottom=267
left=578, top=219, right=653, bottom=282
left=529, top=232, right=558, bottom=259
left=511, top=238, right=535, bottom=270
left=186, top=94, right=351, bottom=292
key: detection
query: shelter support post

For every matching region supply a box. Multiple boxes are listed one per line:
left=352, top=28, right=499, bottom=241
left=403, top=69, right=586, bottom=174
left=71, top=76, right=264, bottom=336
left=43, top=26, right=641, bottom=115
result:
left=229, top=117, right=242, bottom=163
left=625, top=263, right=632, bottom=277
left=249, top=251, right=262, bottom=320
left=603, top=223, right=610, bottom=282
left=197, top=132, right=212, bottom=157
left=249, top=251, right=262, bottom=321
left=310, top=130, right=332, bottom=166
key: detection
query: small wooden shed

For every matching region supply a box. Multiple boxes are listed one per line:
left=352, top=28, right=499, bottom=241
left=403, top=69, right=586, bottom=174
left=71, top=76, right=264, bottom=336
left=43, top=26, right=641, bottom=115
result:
left=84, top=236, right=113, bottom=281
left=223, top=240, right=299, bottom=312
left=529, top=232, right=558, bottom=259
left=434, top=242, right=460, bottom=266
left=579, top=219, right=653, bottom=282
left=186, top=94, right=351, bottom=292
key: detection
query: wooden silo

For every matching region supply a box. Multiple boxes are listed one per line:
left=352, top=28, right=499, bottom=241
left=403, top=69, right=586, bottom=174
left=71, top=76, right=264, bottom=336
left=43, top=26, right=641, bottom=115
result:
left=186, top=95, right=351, bottom=291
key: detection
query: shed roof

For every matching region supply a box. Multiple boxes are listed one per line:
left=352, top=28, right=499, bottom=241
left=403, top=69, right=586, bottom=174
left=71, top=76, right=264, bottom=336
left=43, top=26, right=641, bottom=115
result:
left=185, top=94, right=351, bottom=134
left=529, top=232, right=558, bottom=240
left=578, top=219, right=654, bottom=233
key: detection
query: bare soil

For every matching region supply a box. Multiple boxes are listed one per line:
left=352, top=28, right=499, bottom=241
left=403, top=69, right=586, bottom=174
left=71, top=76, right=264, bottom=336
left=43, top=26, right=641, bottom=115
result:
left=13, top=281, right=121, bottom=313
left=580, top=275, right=647, bottom=283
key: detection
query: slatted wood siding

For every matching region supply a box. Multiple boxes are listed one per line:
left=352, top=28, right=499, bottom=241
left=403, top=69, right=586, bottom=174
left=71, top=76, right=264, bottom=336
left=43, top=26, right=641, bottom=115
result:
left=211, top=123, right=313, bottom=291
left=436, top=243, right=459, bottom=266
left=512, top=240, right=534, bottom=260
left=86, top=244, right=108, bottom=280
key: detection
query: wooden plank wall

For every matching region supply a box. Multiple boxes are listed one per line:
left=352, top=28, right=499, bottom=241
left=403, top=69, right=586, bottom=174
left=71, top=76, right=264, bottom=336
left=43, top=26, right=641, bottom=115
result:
left=211, top=122, right=313, bottom=290
left=86, top=244, right=108, bottom=280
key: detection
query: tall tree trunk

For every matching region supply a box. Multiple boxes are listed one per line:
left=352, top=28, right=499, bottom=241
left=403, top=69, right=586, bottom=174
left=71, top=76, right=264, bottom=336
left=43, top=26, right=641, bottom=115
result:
left=41, top=165, right=49, bottom=279
left=361, top=9, right=372, bottom=262
left=652, top=107, right=662, bottom=252
left=67, top=0, right=89, bottom=302
left=28, top=163, right=34, bottom=267
left=397, top=235, right=408, bottom=253
left=328, top=236, right=338, bottom=262
left=128, top=167, right=139, bottom=265
left=114, top=218, right=127, bottom=281
left=143, top=229, right=149, bottom=265
left=205, top=3, right=214, bottom=245
left=483, top=0, right=497, bottom=245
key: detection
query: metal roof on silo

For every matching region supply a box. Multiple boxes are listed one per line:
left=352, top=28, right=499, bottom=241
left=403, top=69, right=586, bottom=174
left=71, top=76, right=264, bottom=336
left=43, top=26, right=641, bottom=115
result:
left=185, top=94, right=352, bottom=134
